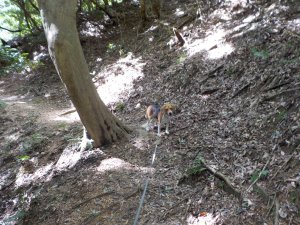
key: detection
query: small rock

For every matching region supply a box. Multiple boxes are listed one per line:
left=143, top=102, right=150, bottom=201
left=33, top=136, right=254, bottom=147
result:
left=278, top=207, right=287, bottom=218
left=135, top=103, right=141, bottom=109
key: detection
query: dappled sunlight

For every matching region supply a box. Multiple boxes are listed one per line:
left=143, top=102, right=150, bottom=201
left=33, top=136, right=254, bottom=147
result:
left=15, top=162, right=54, bottom=188
left=97, top=157, right=154, bottom=174
left=55, top=146, right=82, bottom=171
left=186, top=27, right=234, bottom=59
left=14, top=147, right=103, bottom=188
left=48, top=109, right=80, bottom=123
left=94, top=52, right=145, bottom=105
left=186, top=212, right=219, bottom=225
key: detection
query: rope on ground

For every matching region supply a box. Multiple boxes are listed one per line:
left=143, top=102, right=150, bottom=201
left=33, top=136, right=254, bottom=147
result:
left=133, top=144, right=158, bottom=225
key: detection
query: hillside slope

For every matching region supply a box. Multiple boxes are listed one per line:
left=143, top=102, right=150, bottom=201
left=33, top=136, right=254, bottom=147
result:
left=1, top=0, right=299, bottom=224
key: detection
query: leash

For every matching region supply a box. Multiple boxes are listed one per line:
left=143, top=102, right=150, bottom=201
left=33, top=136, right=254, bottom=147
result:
left=133, top=144, right=158, bottom=225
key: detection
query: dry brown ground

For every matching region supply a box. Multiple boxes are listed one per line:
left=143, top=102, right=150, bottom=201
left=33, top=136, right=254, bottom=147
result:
left=1, top=0, right=300, bottom=224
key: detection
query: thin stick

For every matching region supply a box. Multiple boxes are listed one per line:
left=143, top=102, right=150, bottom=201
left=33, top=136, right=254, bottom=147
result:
left=247, top=158, right=270, bottom=192
left=270, top=154, right=293, bottom=181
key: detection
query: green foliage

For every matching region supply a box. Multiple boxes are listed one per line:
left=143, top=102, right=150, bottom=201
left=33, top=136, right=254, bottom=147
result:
left=115, top=101, right=125, bottom=112
left=106, top=42, right=125, bottom=56
left=275, top=109, right=286, bottom=121
left=0, top=99, right=7, bottom=109
left=16, top=155, right=30, bottom=161
left=0, top=45, right=37, bottom=75
left=20, top=133, right=47, bottom=153
left=186, top=155, right=206, bottom=176
left=250, top=169, right=269, bottom=182
left=3, top=209, right=26, bottom=225
left=0, top=0, right=42, bottom=37
left=290, top=191, right=299, bottom=204
left=251, top=47, right=269, bottom=60
left=225, top=66, right=239, bottom=77
left=176, top=52, right=187, bottom=64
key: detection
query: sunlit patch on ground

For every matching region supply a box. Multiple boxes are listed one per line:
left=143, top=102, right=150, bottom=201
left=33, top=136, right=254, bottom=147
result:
left=186, top=212, right=219, bottom=225
left=94, top=52, right=145, bottom=105
left=97, top=157, right=153, bottom=174
left=185, top=26, right=234, bottom=59
left=15, top=162, right=53, bottom=188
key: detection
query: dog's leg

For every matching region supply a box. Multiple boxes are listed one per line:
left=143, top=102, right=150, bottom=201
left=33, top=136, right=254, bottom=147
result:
left=146, top=119, right=150, bottom=131
left=165, top=121, right=170, bottom=135
left=157, top=123, right=161, bottom=136
left=146, top=118, right=153, bottom=131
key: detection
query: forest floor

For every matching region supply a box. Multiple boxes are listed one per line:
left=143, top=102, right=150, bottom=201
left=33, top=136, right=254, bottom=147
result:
left=1, top=0, right=300, bottom=224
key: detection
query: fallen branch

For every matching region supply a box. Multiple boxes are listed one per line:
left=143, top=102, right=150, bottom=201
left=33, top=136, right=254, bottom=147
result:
left=201, top=159, right=242, bottom=200
left=264, top=81, right=291, bottom=92
left=59, top=108, right=76, bottom=116
left=197, top=64, right=224, bottom=85
left=232, top=83, right=251, bottom=99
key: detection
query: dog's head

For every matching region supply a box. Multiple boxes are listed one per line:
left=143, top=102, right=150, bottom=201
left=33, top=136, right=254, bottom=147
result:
left=161, top=103, right=175, bottom=116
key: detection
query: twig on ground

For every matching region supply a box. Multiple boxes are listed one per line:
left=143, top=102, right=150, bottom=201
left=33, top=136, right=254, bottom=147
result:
left=266, top=194, right=276, bottom=219
left=270, top=154, right=294, bottom=181
left=71, top=191, right=114, bottom=210
left=247, top=158, right=271, bottom=192
left=197, top=64, right=224, bottom=85
left=260, top=87, right=300, bottom=103
left=59, top=108, right=76, bottom=116
left=274, top=198, right=280, bottom=225
left=232, top=83, right=251, bottom=99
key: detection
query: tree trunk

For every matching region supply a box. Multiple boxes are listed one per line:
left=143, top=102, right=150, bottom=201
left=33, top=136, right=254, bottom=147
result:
left=38, top=0, right=129, bottom=147
left=140, top=0, right=146, bottom=21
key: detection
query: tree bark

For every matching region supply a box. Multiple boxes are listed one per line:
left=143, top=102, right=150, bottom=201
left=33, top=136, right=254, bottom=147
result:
left=38, top=0, right=129, bottom=147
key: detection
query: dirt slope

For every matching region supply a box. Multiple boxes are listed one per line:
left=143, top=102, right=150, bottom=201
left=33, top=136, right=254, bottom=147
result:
left=1, top=0, right=300, bottom=224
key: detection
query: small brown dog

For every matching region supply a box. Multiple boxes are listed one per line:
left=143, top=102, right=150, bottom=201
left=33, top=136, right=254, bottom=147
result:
left=145, top=103, right=174, bottom=136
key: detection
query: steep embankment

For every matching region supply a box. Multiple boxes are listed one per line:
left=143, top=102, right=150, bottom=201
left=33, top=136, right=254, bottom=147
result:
left=0, top=0, right=299, bottom=224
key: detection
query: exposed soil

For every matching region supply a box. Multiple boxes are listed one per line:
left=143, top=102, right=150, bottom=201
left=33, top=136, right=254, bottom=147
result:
left=1, top=0, right=300, bottom=224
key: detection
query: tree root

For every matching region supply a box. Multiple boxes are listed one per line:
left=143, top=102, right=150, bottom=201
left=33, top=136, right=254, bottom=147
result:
left=179, top=157, right=242, bottom=201
left=200, top=159, right=242, bottom=200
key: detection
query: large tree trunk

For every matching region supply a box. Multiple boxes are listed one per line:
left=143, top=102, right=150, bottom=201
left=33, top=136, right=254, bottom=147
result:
left=38, top=0, right=129, bottom=147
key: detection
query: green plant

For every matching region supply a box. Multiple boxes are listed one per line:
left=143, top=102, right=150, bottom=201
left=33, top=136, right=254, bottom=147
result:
left=20, top=133, right=47, bottom=153
left=115, top=102, right=125, bottom=112
left=290, top=191, right=299, bottom=203
left=0, top=100, right=7, bottom=109
left=250, top=169, right=269, bottom=182
left=275, top=109, right=286, bottom=121
left=176, top=52, right=187, bottom=64
left=17, top=155, right=30, bottom=161
left=3, top=210, right=26, bottom=224
left=251, top=47, right=269, bottom=60
left=186, top=155, right=206, bottom=176
left=0, top=46, right=40, bottom=75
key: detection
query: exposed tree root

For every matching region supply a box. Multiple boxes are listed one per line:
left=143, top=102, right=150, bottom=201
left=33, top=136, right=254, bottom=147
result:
left=179, top=156, right=242, bottom=201
left=200, top=159, right=242, bottom=200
